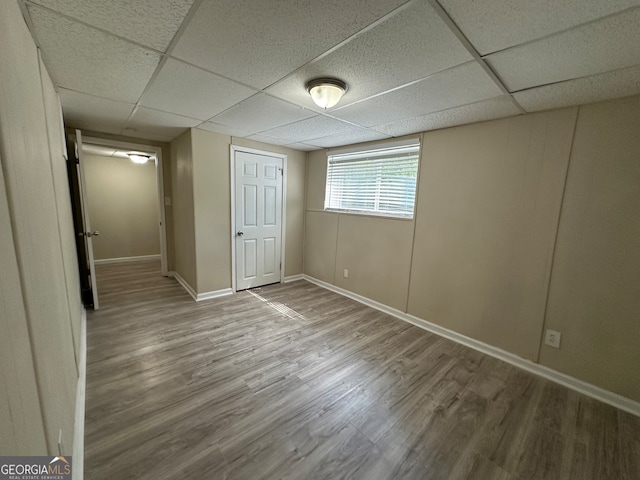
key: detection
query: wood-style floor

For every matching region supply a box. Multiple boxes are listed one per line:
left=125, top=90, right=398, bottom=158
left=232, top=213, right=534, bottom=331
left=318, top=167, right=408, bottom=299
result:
left=85, top=261, right=640, bottom=479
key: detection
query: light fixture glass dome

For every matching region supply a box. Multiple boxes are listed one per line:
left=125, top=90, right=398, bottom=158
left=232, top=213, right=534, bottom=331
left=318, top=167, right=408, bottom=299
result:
left=128, top=153, right=150, bottom=164
left=306, top=78, right=348, bottom=109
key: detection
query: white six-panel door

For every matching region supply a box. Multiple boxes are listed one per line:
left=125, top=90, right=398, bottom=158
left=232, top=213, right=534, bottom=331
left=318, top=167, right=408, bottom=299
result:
left=235, top=150, right=283, bottom=291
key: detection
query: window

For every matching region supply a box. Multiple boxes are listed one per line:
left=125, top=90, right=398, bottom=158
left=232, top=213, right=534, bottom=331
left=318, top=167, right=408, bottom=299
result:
left=324, top=139, right=420, bottom=218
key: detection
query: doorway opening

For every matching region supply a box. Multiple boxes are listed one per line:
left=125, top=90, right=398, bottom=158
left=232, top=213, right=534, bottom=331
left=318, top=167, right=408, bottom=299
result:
left=68, top=131, right=168, bottom=309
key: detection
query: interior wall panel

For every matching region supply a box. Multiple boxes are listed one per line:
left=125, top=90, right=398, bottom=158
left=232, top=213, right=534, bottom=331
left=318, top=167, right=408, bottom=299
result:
left=334, top=214, right=414, bottom=311
left=0, top=0, right=77, bottom=454
left=304, top=210, right=339, bottom=284
left=191, top=128, right=232, bottom=293
left=407, top=109, right=577, bottom=360
left=541, top=95, right=640, bottom=401
left=170, top=129, right=197, bottom=289
left=0, top=156, right=47, bottom=455
left=39, top=54, right=83, bottom=367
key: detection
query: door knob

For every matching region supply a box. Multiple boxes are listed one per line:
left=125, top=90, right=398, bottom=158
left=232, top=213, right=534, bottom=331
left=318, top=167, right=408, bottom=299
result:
left=237, top=231, right=244, bottom=236
left=80, top=231, right=100, bottom=237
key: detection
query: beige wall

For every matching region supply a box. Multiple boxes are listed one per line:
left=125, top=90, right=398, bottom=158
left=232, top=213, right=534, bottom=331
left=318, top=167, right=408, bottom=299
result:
left=409, top=108, right=577, bottom=361
left=191, top=128, right=232, bottom=292
left=0, top=0, right=78, bottom=455
left=40, top=56, right=83, bottom=366
left=169, top=129, right=307, bottom=295
left=171, top=130, right=197, bottom=289
left=84, top=154, right=160, bottom=260
left=304, top=210, right=339, bottom=284
left=337, top=215, right=414, bottom=311
left=304, top=96, right=640, bottom=402
left=540, top=95, right=640, bottom=401
left=0, top=157, right=47, bottom=454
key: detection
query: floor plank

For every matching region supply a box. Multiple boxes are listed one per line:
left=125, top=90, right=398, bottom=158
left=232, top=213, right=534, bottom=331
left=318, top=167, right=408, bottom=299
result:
left=84, top=261, right=640, bottom=479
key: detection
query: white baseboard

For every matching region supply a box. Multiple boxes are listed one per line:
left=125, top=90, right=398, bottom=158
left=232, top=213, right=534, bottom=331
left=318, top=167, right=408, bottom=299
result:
left=283, top=274, right=305, bottom=283
left=169, top=271, right=233, bottom=302
left=94, top=254, right=160, bottom=265
left=302, top=275, right=640, bottom=418
left=170, top=271, right=197, bottom=300
left=196, top=288, right=233, bottom=302
left=72, top=308, right=87, bottom=480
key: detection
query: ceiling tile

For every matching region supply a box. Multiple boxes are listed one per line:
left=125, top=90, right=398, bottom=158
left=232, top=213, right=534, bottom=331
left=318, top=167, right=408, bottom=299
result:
left=486, top=8, right=640, bottom=92
left=246, top=134, right=292, bottom=146
left=27, top=5, right=161, bottom=103
left=171, top=0, right=409, bottom=89
left=439, top=0, right=640, bottom=55
left=259, top=115, right=361, bottom=143
left=374, top=96, right=521, bottom=136
left=59, top=88, right=135, bottom=134
left=121, top=131, right=175, bottom=143
left=82, top=144, right=117, bottom=157
left=307, top=128, right=391, bottom=148
left=29, top=0, right=195, bottom=51
left=82, top=144, right=144, bottom=159
left=266, top=1, right=472, bottom=110
left=197, top=122, right=255, bottom=138
left=332, top=62, right=503, bottom=127
left=140, top=58, right=256, bottom=121
left=210, top=94, right=315, bottom=133
left=285, top=143, right=322, bottom=152
left=514, top=64, right=640, bottom=112
left=124, top=106, right=201, bottom=139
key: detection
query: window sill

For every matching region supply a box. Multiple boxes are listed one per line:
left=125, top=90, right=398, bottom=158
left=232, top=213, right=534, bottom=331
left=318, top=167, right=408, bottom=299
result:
left=306, top=208, right=415, bottom=221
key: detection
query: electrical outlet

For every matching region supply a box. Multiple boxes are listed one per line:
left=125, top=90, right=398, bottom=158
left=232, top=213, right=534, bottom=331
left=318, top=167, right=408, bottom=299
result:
left=545, top=330, right=561, bottom=348
left=343, top=269, right=349, bottom=278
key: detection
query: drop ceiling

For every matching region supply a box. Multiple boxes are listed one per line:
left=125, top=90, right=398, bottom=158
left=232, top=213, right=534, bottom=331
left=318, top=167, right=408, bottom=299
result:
left=20, top=0, right=640, bottom=150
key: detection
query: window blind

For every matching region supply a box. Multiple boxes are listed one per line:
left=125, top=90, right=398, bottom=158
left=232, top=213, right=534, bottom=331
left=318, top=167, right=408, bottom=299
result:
left=324, top=141, right=420, bottom=218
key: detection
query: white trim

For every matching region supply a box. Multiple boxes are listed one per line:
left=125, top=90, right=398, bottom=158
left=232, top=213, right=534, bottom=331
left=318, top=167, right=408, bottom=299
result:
left=281, top=154, right=288, bottom=286
left=229, top=148, right=236, bottom=292
left=75, top=130, right=99, bottom=310
left=196, top=288, right=234, bottom=302
left=170, top=271, right=197, bottom=301
left=301, top=274, right=640, bottom=418
left=72, top=308, right=87, bottom=480
left=170, top=271, right=234, bottom=302
left=327, top=136, right=421, bottom=156
left=94, top=254, right=160, bottom=265
left=284, top=274, right=305, bottom=283
left=230, top=145, right=287, bottom=292
left=81, top=136, right=168, bottom=277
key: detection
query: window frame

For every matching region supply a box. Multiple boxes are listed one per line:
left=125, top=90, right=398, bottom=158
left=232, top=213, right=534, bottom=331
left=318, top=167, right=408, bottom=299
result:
left=323, top=138, right=421, bottom=220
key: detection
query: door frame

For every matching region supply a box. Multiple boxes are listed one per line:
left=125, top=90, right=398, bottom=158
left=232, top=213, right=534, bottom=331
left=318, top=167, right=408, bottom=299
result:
left=82, top=135, right=168, bottom=277
left=230, top=145, right=287, bottom=293
left=75, top=130, right=101, bottom=309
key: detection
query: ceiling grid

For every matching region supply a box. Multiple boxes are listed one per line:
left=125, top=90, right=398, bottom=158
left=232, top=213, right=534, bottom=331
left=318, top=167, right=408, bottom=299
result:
left=19, top=0, right=640, bottom=149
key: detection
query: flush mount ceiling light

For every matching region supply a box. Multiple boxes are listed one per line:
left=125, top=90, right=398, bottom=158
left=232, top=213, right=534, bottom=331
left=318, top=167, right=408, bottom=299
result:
left=306, top=78, right=348, bottom=109
left=128, top=153, right=151, bottom=164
